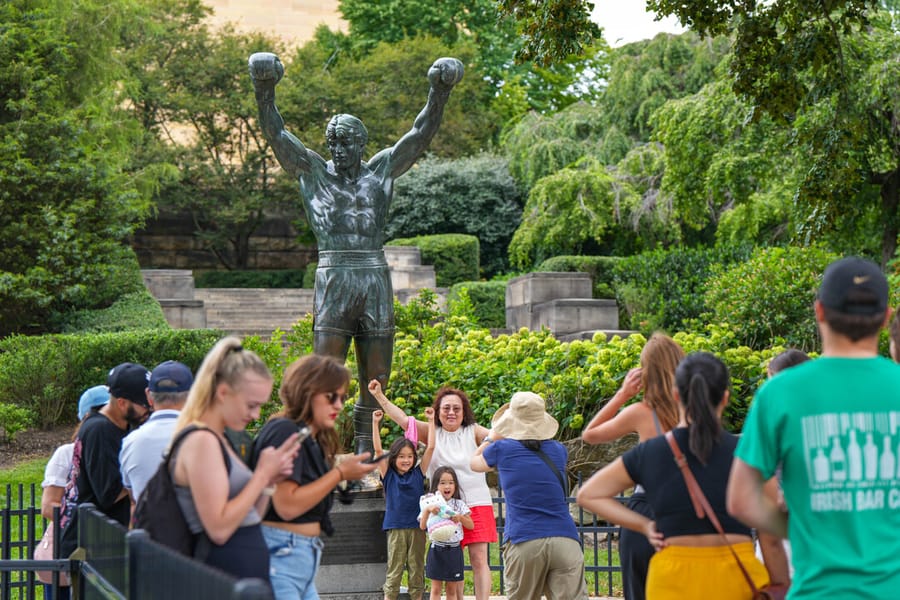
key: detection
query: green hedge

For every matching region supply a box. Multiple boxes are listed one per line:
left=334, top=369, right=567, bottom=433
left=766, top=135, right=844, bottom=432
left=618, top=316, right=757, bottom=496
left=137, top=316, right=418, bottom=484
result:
left=448, top=281, right=507, bottom=329
left=57, top=290, right=169, bottom=333
left=537, top=255, right=621, bottom=299
left=195, top=269, right=308, bottom=288
left=612, top=244, right=753, bottom=331
left=387, top=234, right=480, bottom=287
left=705, top=245, right=839, bottom=350
left=0, top=329, right=224, bottom=426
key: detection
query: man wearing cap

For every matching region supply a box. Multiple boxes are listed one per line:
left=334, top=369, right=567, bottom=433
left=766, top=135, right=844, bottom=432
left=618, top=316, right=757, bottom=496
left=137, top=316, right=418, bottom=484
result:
left=471, top=392, right=588, bottom=600
left=120, top=360, right=193, bottom=502
left=58, top=362, right=151, bottom=558
left=728, top=256, right=900, bottom=598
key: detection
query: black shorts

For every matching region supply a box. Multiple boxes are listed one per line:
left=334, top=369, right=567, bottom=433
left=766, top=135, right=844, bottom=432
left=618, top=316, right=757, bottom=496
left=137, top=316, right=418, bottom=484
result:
left=425, top=543, right=464, bottom=582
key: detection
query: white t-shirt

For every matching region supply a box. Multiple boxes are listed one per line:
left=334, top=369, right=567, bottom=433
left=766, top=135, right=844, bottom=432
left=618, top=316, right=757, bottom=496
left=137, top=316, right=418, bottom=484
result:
left=42, top=443, right=74, bottom=488
left=428, top=425, right=492, bottom=507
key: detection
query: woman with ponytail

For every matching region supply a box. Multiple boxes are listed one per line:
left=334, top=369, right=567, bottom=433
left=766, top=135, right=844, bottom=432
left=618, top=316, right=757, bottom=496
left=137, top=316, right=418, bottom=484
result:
left=581, top=332, right=684, bottom=600
left=577, top=352, right=773, bottom=599
left=171, top=336, right=300, bottom=582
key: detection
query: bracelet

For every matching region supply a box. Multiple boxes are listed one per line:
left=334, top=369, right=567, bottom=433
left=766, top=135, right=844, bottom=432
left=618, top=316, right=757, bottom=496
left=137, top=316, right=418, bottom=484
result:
left=483, top=437, right=493, bottom=444
left=261, top=485, right=276, bottom=497
left=336, top=465, right=345, bottom=481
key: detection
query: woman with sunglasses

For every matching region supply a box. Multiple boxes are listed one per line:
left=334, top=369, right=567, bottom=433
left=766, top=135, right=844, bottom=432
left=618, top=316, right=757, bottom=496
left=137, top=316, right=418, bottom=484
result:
left=370, top=381, right=497, bottom=600
left=252, top=354, right=379, bottom=600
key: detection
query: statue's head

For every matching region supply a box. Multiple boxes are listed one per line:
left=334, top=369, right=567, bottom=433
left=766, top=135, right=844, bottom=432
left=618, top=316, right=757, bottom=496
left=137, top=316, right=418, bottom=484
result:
left=326, top=114, right=368, bottom=148
left=325, top=114, right=367, bottom=170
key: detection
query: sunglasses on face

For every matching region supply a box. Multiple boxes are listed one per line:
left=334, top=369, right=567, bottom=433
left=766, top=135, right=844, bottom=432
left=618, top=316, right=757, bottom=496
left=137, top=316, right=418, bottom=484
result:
left=325, top=391, right=349, bottom=405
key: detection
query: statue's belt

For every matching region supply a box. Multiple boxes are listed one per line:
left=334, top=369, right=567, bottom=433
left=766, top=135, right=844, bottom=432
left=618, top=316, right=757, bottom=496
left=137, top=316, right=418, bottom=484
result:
left=317, top=250, right=388, bottom=268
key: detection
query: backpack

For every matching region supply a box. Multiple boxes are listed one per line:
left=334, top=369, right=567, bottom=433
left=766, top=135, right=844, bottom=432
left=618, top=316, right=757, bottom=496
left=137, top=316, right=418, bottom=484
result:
left=132, top=425, right=230, bottom=556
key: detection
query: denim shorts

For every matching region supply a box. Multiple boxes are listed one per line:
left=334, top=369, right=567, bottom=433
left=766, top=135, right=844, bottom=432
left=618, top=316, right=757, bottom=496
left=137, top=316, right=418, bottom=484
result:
left=261, top=525, right=325, bottom=600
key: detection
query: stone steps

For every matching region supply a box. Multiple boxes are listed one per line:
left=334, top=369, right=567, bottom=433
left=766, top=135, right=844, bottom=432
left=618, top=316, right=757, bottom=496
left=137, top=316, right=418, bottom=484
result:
left=142, top=246, right=442, bottom=339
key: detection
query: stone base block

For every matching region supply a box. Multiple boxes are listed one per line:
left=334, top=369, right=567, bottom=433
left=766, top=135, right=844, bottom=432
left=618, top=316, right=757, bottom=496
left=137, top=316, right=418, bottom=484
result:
left=505, top=272, right=592, bottom=312
left=158, top=299, right=207, bottom=329
left=508, top=298, right=618, bottom=334
left=315, top=493, right=387, bottom=598
left=384, top=246, right=423, bottom=268
left=390, top=266, right=436, bottom=291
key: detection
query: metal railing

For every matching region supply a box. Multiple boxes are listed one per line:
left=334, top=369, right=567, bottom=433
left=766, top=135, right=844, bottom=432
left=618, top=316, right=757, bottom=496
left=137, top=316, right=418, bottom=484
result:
left=2, top=483, right=624, bottom=598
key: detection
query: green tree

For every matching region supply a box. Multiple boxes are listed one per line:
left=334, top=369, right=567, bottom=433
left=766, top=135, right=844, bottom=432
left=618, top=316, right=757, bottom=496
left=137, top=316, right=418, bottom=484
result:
left=648, top=1, right=900, bottom=264
left=386, top=154, right=523, bottom=276
left=508, top=157, right=639, bottom=268
left=497, top=0, right=601, bottom=66
left=0, top=0, right=153, bottom=337
left=651, top=79, right=795, bottom=235
left=601, top=31, right=731, bottom=141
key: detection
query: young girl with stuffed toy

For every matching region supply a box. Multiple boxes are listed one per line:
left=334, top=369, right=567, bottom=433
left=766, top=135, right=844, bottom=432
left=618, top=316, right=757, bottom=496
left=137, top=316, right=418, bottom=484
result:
left=373, top=407, right=436, bottom=600
left=419, top=466, right=473, bottom=600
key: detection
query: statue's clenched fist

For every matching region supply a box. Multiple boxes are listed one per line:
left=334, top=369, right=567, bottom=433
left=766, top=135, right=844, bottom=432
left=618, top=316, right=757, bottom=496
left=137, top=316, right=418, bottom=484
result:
left=248, top=52, right=284, bottom=84
left=428, top=57, right=464, bottom=91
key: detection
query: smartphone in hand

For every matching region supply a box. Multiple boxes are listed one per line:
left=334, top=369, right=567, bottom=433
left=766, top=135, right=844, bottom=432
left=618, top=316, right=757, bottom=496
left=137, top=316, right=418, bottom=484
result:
left=362, top=453, right=389, bottom=464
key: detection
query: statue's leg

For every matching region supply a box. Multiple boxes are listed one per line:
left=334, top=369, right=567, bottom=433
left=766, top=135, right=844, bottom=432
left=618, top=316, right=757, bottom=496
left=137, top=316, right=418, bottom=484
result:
left=313, top=330, right=352, bottom=361
left=352, top=334, right=394, bottom=455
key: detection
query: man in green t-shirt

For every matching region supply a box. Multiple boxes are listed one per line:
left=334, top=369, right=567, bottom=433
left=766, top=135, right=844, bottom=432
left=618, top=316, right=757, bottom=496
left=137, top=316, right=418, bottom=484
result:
left=728, top=256, right=900, bottom=599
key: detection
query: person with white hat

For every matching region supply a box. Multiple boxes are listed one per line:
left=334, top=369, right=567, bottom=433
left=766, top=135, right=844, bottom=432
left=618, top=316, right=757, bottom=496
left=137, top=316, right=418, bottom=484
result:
left=471, top=392, right=588, bottom=600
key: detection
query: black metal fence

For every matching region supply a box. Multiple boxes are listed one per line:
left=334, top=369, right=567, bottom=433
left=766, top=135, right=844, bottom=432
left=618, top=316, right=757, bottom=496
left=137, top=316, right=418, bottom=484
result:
left=0, top=487, right=273, bottom=600
left=2, top=483, right=623, bottom=599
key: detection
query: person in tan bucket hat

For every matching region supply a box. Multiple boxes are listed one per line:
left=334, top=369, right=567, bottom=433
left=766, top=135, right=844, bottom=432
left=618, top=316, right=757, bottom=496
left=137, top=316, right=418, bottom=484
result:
left=471, top=392, right=588, bottom=599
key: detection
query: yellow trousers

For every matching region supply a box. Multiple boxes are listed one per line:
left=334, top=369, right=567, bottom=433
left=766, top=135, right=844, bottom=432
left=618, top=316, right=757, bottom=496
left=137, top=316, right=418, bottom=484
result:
left=646, top=542, right=770, bottom=600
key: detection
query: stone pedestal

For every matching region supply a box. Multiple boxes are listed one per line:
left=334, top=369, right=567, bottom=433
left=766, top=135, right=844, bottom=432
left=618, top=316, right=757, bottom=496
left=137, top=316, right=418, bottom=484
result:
left=316, top=491, right=387, bottom=599
left=141, top=269, right=207, bottom=329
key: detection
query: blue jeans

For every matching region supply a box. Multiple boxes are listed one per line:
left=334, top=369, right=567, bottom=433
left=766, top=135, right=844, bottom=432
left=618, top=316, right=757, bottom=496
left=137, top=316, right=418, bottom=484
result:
left=261, top=525, right=324, bottom=600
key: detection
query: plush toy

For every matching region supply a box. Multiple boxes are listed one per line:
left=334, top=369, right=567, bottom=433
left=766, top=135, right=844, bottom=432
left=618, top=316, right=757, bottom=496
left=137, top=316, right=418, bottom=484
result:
left=419, top=492, right=458, bottom=543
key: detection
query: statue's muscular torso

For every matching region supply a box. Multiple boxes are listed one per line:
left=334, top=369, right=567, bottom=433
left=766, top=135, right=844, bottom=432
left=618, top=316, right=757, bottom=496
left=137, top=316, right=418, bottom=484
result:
left=299, top=161, right=393, bottom=252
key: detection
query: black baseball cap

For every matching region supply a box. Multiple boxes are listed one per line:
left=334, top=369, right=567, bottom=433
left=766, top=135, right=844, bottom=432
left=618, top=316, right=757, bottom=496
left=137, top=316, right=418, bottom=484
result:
left=107, top=363, right=151, bottom=408
left=818, top=256, right=889, bottom=316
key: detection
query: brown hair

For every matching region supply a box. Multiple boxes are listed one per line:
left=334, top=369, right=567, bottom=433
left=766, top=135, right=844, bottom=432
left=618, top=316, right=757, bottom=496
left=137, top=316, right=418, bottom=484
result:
left=431, top=387, right=476, bottom=429
left=822, top=306, right=885, bottom=341
left=276, top=354, right=351, bottom=464
left=640, top=333, right=685, bottom=431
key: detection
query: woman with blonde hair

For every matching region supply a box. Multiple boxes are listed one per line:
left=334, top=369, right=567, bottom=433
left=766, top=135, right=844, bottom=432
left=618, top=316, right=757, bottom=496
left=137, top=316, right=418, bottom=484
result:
left=581, top=332, right=684, bottom=600
left=171, top=336, right=299, bottom=582
left=251, top=354, right=379, bottom=600
left=577, top=352, right=771, bottom=599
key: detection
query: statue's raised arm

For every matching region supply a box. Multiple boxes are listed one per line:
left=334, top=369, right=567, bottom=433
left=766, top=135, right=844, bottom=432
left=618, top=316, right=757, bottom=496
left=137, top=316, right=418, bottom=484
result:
left=369, top=57, right=464, bottom=178
left=248, top=52, right=322, bottom=177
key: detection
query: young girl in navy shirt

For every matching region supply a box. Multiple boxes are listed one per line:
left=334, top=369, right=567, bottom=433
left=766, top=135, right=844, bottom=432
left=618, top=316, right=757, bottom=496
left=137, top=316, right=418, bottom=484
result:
left=373, top=406, right=436, bottom=600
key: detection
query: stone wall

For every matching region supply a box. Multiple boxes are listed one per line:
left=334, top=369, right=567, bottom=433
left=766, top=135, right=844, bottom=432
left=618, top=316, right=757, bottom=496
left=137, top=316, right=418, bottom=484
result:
left=132, top=208, right=315, bottom=271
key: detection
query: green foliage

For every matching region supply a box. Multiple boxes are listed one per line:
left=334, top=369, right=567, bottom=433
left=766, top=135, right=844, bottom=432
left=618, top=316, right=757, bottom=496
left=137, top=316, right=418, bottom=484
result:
left=647, top=0, right=871, bottom=122
left=303, top=262, right=318, bottom=289
left=195, top=270, right=307, bottom=289
left=57, top=290, right=169, bottom=334
left=602, top=32, right=731, bottom=141
left=501, top=102, right=608, bottom=191
left=387, top=234, right=480, bottom=287
left=0, top=404, right=36, bottom=443
left=387, top=154, right=523, bottom=277
left=652, top=79, right=796, bottom=233
left=612, top=244, right=753, bottom=332
left=537, top=255, right=622, bottom=299
left=0, top=329, right=223, bottom=426
left=704, top=245, right=840, bottom=351
left=0, top=0, right=154, bottom=337
left=448, top=282, right=507, bottom=329
left=496, top=0, right=601, bottom=66
left=385, top=320, right=780, bottom=439
left=509, top=157, right=636, bottom=269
